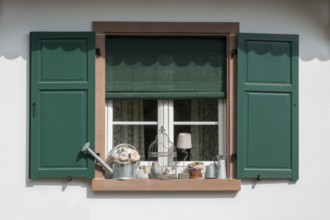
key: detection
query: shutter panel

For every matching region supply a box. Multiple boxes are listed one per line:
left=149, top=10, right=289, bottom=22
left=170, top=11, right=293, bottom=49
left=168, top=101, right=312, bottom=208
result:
left=106, top=37, right=226, bottom=99
left=237, top=33, right=298, bottom=180
left=30, top=32, right=95, bottom=179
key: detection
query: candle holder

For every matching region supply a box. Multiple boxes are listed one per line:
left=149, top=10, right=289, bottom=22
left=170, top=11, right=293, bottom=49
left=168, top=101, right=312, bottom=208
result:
left=177, top=133, right=192, bottom=177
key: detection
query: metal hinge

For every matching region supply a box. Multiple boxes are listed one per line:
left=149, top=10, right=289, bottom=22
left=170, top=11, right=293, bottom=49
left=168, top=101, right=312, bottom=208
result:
left=95, top=48, right=101, bottom=57
left=257, top=175, right=261, bottom=181
left=230, top=153, right=237, bottom=162
left=67, top=175, right=73, bottom=182
left=231, top=49, right=237, bottom=58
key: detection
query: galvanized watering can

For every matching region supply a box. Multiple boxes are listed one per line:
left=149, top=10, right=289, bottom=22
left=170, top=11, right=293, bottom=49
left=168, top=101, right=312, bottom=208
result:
left=81, top=142, right=113, bottom=174
left=81, top=142, right=140, bottom=180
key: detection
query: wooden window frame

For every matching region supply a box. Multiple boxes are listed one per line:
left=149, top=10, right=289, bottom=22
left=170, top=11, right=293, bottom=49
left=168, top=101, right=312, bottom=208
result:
left=93, top=21, right=240, bottom=192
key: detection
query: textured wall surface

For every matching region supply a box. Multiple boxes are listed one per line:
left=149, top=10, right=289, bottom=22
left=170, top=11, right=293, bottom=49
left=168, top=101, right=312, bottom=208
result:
left=0, top=0, right=329, bottom=219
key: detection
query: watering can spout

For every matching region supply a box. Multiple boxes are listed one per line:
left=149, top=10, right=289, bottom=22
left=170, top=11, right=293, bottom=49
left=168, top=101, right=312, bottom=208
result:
left=81, top=142, right=113, bottom=174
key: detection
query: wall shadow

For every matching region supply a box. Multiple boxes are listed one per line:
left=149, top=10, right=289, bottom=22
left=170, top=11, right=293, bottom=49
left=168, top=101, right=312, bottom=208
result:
left=241, top=179, right=297, bottom=190
left=0, top=0, right=329, bottom=61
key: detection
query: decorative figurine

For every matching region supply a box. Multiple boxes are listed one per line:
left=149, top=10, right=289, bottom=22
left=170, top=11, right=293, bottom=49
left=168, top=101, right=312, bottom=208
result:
left=151, top=161, right=162, bottom=175
left=137, top=165, right=149, bottom=179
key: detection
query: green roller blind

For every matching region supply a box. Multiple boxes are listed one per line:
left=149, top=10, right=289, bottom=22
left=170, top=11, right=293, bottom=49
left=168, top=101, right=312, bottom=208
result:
left=30, top=32, right=95, bottom=179
left=236, top=33, right=299, bottom=181
left=106, top=37, right=226, bottom=99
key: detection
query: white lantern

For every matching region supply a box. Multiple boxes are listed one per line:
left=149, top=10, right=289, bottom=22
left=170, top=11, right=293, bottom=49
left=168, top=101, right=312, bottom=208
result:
left=148, top=127, right=177, bottom=179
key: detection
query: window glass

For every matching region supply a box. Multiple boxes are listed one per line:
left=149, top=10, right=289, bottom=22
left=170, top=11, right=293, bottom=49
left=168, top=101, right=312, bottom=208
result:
left=113, top=100, right=157, bottom=121
left=174, top=99, right=218, bottom=121
left=111, top=99, right=220, bottom=161
left=113, top=100, right=157, bottom=160
left=174, top=125, right=219, bottom=161
left=174, top=99, right=218, bottom=161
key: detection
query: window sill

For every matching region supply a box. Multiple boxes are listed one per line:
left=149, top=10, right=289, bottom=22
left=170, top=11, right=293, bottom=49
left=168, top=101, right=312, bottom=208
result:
left=92, top=178, right=241, bottom=192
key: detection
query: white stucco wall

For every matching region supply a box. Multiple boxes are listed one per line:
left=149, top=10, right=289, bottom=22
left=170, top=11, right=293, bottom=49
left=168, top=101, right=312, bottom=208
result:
left=0, top=0, right=329, bottom=219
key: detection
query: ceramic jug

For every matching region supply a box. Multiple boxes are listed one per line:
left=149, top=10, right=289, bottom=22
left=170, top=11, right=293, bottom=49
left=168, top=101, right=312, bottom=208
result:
left=205, top=164, right=216, bottom=179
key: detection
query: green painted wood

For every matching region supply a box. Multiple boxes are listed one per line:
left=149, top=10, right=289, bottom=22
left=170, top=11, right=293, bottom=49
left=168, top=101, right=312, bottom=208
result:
left=30, top=32, right=95, bottom=179
left=106, top=37, right=226, bottom=99
left=237, top=33, right=298, bottom=180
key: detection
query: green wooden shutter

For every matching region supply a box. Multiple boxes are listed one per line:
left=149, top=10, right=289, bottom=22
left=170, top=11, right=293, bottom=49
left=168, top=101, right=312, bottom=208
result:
left=30, top=32, right=95, bottom=179
left=106, top=37, right=226, bottom=99
left=237, top=33, right=298, bottom=180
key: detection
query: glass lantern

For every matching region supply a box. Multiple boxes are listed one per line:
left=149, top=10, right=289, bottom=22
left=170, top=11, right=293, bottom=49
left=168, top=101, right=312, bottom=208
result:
left=148, top=127, right=177, bottom=179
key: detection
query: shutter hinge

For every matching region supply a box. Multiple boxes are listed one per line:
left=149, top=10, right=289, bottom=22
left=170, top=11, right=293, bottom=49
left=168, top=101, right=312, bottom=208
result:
left=257, top=175, right=261, bottom=181
left=230, top=153, right=237, bottom=162
left=95, top=48, right=101, bottom=57
left=231, top=49, right=237, bottom=58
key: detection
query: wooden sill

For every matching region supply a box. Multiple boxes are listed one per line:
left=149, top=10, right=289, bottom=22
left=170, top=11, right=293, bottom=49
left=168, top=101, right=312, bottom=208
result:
left=92, top=178, right=241, bottom=192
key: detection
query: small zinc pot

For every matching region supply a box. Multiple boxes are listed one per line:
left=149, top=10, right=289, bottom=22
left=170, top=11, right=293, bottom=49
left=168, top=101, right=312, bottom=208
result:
left=112, top=163, right=138, bottom=180
left=107, top=143, right=141, bottom=180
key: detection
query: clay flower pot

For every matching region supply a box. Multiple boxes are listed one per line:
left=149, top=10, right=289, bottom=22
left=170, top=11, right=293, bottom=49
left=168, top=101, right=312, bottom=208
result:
left=189, top=168, right=203, bottom=179
left=188, top=161, right=204, bottom=179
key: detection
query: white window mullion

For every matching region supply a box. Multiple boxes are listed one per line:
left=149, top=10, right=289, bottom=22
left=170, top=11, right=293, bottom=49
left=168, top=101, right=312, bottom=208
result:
left=158, top=100, right=172, bottom=137
left=106, top=100, right=113, bottom=155
left=113, top=121, right=157, bottom=125
left=168, top=100, right=174, bottom=142
left=173, top=121, right=218, bottom=125
left=218, top=99, right=226, bottom=155
left=158, top=100, right=164, bottom=131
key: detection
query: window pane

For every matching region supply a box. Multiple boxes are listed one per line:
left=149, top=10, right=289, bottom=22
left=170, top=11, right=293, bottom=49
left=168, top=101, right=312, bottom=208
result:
left=174, top=99, right=218, bottom=121
left=174, top=125, right=218, bottom=161
left=112, top=100, right=157, bottom=160
left=113, top=125, right=157, bottom=160
left=174, top=99, right=219, bottom=161
left=113, top=100, right=157, bottom=121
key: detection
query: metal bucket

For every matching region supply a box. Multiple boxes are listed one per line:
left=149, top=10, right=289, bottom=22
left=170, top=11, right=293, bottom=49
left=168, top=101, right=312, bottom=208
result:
left=112, top=163, right=138, bottom=180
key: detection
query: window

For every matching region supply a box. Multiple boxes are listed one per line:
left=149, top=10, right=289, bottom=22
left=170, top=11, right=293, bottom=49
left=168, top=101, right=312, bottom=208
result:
left=106, top=99, right=226, bottom=162
left=104, top=35, right=227, bottom=163
left=92, top=22, right=242, bottom=191
left=29, top=22, right=298, bottom=191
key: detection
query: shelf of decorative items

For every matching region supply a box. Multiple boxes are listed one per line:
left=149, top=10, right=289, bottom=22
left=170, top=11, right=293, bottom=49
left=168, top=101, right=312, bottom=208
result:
left=88, top=128, right=241, bottom=192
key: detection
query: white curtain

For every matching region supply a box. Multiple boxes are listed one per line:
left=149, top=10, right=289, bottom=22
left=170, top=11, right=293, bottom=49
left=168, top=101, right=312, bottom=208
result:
left=113, top=100, right=145, bottom=159
left=190, top=100, right=218, bottom=161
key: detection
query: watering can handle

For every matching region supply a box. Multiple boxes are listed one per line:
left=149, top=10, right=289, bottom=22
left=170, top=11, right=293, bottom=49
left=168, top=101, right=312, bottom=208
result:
left=81, top=142, right=113, bottom=174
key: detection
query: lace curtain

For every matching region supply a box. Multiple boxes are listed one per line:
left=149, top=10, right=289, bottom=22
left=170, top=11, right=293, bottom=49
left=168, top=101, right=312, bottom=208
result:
left=113, top=99, right=218, bottom=161
left=113, top=100, right=145, bottom=159
left=190, top=100, right=218, bottom=161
